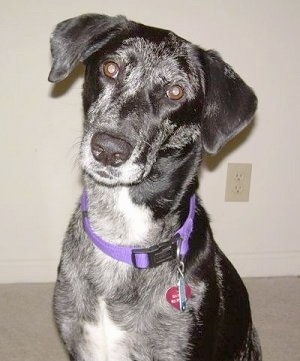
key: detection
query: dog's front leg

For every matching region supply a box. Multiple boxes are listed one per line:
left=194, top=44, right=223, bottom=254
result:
left=54, top=274, right=133, bottom=361
left=53, top=273, right=93, bottom=361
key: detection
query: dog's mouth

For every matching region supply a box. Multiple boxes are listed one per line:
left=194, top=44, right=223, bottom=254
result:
left=84, top=162, right=147, bottom=186
left=91, top=162, right=146, bottom=185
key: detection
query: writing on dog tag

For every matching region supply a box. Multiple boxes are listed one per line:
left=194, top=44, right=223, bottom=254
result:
left=178, top=274, right=188, bottom=311
left=165, top=283, right=191, bottom=311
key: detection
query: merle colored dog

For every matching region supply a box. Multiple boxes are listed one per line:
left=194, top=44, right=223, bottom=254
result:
left=48, top=14, right=262, bottom=361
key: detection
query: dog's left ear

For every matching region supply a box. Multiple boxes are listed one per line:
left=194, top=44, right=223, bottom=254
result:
left=200, top=50, right=257, bottom=154
left=48, top=14, right=129, bottom=83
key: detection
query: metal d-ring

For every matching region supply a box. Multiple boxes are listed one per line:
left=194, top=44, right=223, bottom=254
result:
left=176, top=236, right=183, bottom=264
left=176, top=236, right=185, bottom=279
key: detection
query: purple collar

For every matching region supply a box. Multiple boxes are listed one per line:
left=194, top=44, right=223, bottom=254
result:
left=81, top=190, right=196, bottom=269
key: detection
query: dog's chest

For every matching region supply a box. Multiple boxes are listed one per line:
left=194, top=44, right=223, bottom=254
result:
left=84, top=299, right=129, bottom=361
left=83, top=187, right=195, bottom=359
left=83, top=296, right=194, bottom=361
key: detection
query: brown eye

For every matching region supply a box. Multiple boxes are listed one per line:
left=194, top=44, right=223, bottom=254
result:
left=167, top=85, right=184, bottom=100
left=103, top=61, right=120, bottom=79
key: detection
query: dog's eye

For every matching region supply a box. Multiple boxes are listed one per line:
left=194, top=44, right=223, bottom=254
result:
left=166, top=85, right=184, bottom=100
left=103, top=61, right=120, bottom=79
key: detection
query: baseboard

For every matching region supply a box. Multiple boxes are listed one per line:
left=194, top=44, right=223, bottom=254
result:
left=0, top=252, right=299, bottom=283
left=228, top=251, right=300, bottom=277
left=0, top=259, right=59, bottom=284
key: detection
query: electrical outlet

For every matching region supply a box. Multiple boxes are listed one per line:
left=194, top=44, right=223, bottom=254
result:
left=225, top=163, right=252, bottom=202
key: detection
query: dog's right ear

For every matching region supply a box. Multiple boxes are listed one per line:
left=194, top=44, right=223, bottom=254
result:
left=48, top=14, right=129, bottom=83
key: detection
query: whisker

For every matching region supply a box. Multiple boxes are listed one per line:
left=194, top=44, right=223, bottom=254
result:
left=65, top=136, right=82, bottom=172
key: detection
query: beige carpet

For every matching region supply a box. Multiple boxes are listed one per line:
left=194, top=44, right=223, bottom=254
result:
left=0, top=278, right=299, bottom=361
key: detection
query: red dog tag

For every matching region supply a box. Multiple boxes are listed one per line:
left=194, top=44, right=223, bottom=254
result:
left=165, top=284, right=192, bottom=311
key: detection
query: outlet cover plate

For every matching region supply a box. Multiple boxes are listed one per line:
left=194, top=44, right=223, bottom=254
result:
left=225, top=163, right=252, bottom=202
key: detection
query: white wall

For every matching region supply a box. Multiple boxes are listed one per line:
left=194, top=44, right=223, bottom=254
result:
left=0, top=0, right=299, bottom=283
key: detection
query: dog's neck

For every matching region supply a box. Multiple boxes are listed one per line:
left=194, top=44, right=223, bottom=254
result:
left=83, top=176, right=158, bottom=248
left=83, top=174, right=186, bottom=249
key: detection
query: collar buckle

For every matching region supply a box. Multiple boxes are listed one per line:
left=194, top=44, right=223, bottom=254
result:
left=131, top=237, right=178, bottom=269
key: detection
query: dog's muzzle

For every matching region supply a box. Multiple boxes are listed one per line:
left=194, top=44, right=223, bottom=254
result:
left=91, top=132, right=133, bottom=167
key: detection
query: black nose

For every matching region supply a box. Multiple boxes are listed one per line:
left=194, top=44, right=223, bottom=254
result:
left=91, top=132, right=133, bottom=167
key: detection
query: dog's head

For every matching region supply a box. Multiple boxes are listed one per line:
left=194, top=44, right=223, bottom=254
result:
left=49, top=14, right=257, bottom=186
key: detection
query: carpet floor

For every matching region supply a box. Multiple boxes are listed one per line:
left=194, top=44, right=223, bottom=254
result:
left=0, top=277, right=299, bottom=360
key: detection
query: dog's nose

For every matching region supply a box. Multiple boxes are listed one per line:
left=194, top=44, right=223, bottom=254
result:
left=91, top=132, right=133, bottom=167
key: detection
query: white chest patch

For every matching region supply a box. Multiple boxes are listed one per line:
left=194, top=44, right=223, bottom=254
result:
left=84, top=299, right=129, bottom=361
left=116, top=187, right=153, bottom=245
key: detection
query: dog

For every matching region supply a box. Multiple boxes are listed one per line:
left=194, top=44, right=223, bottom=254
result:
left=48, top=13, right=262, bottom=361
